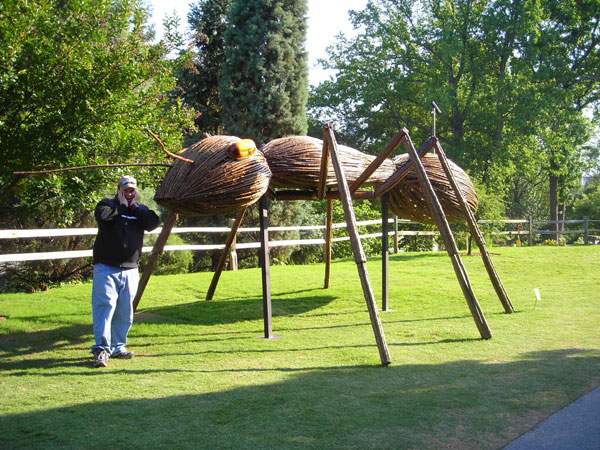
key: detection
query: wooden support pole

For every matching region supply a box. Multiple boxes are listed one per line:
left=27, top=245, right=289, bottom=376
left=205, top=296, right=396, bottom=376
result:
left=434, top=141, right=514, bottom=314
left=133, top=210, right=177, bottom=312
left=349, top=129, right=407, bottom=193
left=324, top=199, right=333, bottom=289
left=381, top=193, right=390, bottom=311
left=324, top=124, right=392, bottom=366
left=584, top=216, right=589, bottom=245
left=404, top=134, right=492, bottom=339
left=393, top=215, right=399, bottom=254
left=259, top=196, right=274, bottom=339
left=318, top=132, right=330, bottom=199
left=206, top=207, right=247, bottom=300
left=374, top=136, right=437, bottom=198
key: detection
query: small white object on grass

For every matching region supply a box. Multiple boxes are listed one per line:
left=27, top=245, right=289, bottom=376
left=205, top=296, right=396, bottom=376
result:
left=534, top=288, right=541, bottom=301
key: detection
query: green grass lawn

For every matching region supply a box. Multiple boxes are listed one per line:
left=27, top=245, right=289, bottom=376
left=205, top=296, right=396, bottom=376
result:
left=1, top=245, right=599, bottom=449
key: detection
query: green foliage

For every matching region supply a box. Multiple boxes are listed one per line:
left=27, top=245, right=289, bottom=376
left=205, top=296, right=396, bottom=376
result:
left=542, top=238, right=564, bottom=246
left=571, top=186, right=600, bottom=220
left=474, top=181, right=506, bottom=221
left=220, top=0, right=309, bottom=144
left=310, top=197, right=383, bottom=259
left=400, top=233, right=436, bottom=252
left=178, top=0, right=233, bottom=138
left=0, top=0, right=196, bottom=230
left=0, top=256, right=93, bottom=294
left=140, top=233, right=193, bottom=275
left=0, top=0, right=195, bottom=285
left=244, top=199, right=323, bottom=266
left=308, top=0, right=600, bottom=217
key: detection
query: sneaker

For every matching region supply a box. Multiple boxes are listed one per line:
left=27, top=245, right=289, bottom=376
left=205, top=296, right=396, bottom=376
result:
left=93, top=349, right=110, bottom=368
left=112, top=350, right=135, bottom=359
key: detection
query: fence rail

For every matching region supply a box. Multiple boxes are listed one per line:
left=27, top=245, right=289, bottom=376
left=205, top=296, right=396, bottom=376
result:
left=1, top=217, right=598, bottom=263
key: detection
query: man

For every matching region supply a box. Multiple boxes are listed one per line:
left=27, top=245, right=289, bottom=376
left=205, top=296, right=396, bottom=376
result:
left=91, top=175, right=160, bottom=368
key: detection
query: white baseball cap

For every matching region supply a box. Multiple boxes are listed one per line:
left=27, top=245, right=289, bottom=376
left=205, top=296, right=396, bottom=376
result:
left=118, top=175, right=137, bottom=190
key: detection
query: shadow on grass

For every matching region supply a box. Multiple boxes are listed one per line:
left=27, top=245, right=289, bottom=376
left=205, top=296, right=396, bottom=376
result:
left=0, top=294, right=337, bottom=358
left=147, top=294, right=337, bottom=326
left=0, top=323, right=91, bottom=358
left=1, top=348, right=598, bottom=449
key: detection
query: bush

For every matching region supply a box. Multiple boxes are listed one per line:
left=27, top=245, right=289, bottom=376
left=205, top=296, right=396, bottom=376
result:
left=139, top=233, right=193, bottom=275
left=571, top=186, right=600, bottom=219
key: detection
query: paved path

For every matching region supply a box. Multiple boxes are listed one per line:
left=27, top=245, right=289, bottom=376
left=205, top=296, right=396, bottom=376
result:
left=504, top=386, right=600, bottom=450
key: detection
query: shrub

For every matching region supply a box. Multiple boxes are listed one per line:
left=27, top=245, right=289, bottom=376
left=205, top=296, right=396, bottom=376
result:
left=140, top=233, right=193, bottom=275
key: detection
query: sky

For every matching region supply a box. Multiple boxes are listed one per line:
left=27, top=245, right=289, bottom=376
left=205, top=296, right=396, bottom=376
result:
left=145, top=0, right=368, bottom=85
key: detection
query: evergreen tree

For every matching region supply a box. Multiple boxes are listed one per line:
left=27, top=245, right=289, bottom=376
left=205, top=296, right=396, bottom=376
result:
left=220, top=0, right=309, bottom=145
left=179, top=0, right=232, bottom=136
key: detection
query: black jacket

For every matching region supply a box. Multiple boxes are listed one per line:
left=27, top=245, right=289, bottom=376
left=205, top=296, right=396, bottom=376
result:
left=93, top=197, right=160, bottom=268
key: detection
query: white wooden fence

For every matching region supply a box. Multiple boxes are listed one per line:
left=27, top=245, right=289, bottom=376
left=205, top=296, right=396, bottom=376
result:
left=0, top=217, right=598, bottom=263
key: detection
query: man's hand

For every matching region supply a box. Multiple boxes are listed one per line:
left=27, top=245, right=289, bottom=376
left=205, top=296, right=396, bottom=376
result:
left=118, top=187, right=138, bottom=208
left=117, top=189, right=128, bottom=207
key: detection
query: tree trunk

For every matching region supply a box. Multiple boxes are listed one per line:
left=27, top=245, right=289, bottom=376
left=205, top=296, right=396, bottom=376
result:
left=549, top=173, right=559, bottom=242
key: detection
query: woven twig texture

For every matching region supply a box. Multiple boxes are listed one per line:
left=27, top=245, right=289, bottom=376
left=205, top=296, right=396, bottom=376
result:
left=389, top=154, right=478, bottom=224
left=155, top=136, right=272, bottom=216
left=261, top=136, right=395, bottom=189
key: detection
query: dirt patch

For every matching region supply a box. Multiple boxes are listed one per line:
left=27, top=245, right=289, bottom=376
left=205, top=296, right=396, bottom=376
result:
left=0, top=316, right=7, bottom=321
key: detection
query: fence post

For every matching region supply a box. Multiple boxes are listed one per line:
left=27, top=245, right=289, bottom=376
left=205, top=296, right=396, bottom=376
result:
left=227, top=218, right=238, bottom=271
left=528, top=215, right=533, bottom=247
left=584, top=216, right=589, bottom=245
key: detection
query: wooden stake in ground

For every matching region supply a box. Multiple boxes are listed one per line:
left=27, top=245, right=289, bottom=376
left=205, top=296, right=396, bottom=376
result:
left=258, top=196, right=274, bottom=339
left=324, top=199, right=333, bottom=289
left=133, top=210, right=177, bottom=312
left=381, top=193, right=390, bottom=311
left=206, top=207, right=247, bottom=300
left=324, top=124, right=392, bottom=366
left=403, top=134, right=492, bottom=339
left=434, top=141, right=515, bottom=314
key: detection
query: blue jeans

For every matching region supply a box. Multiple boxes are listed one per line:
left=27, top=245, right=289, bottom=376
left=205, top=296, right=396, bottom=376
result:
left=91, top=263, right=139, bottom=355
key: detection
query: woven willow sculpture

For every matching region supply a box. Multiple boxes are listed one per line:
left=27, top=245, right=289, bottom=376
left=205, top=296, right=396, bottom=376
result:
left=16, top=125, right=514, bottom=369
left=154, top=134, right=478, bottom=223
left=389, top=153, right=478, bottom=224
left=154, top=136, right=272, bottom=216
left=261, top=136, right=395, bottom=189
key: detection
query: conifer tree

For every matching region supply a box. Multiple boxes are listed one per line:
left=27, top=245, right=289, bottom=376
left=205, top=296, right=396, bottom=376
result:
left=220, top=0, right=308, bottom=145
left=179, top=0, right=233, bottom=135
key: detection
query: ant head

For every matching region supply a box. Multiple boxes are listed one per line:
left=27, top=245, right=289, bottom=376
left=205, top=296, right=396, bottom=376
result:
left=154, top=136, right=271, bottom=216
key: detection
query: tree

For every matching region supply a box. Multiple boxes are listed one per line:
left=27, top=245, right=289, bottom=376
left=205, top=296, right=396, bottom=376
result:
left=308, top=0, right=600, bottom=219
left=0, top=0, right=195, bottom=226
left=178, top=0, right=233, bottom=137
left=0, top=0, right=195, bottom=289
left=523, top=0, right=600, bottom=231
left=220, top=0, right=309, bottom=145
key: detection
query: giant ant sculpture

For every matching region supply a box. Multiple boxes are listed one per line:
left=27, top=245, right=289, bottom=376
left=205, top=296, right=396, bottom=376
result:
left=17, top=115, right=514, bottom=367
